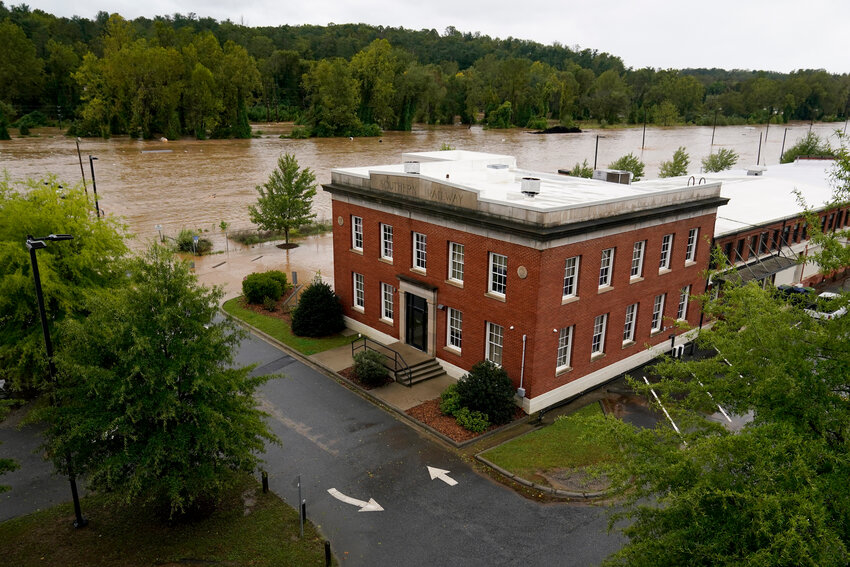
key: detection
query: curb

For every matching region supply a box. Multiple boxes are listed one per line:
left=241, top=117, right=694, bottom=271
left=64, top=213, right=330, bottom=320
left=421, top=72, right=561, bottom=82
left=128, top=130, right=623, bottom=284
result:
left=473, top=453, right=611, bottom=500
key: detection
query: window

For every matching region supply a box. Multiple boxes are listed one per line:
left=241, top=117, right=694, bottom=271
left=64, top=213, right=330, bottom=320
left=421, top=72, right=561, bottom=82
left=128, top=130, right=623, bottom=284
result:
left=677, top=286, right=690, bottom=321
left=447, top=308, right=463, bottom=350
left=449, top=242, right=464, bottom=282
left=380, top=224, right=393, bottom=260
left=556, top=326, right=573, bottom=370
left=659, top=234, right=673, bottom=270
left=749, top=235, right=759, bottom=256
left=489, top=253, right=508, bottom=295
left=781, top=225, right=790, bottom=247
left=770, top=230, right=779, bottom=250
left=591, top=314, right=608, bottom=356
left=623, top=303, right=637, bottom=343
left=758, top=232, right=768, bottom=254
left=599, top=248, right=614, bottom=287
left=724, top=242, right=733, bottom=261
left=801, top=223, right=808, bottom=241
left=353, top=273, right=364, bottom=309
left=686, top=228, right=698, bottom=263
left=413, top=232, right=427, bottom=270
left=563, top=256, right=580, bottom=297
left=735, top=239, right=745, bottom=261
left=630, top=241, right=645, bottom=278
left=486, top=322, right=504, bottom=366
left=351, top=216, right=363, bottom=251
left=381, top=282, right=393, bottom=321
left=792, top=223, right=800, bottom=242
left=651, top=293, right=666, bottom=332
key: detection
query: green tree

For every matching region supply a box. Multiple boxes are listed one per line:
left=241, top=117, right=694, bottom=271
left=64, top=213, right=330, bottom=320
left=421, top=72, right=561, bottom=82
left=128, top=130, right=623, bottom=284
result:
left=0, top=176, right=127, bottom=393
left=291, top=278, right=345, bottom=337
left=609, top=153, right=645, bottom=181
left=350, top=39, right=398, bottom=129
left=0, top=399, right=20, bottom=492
left=780, top=131, right=834, bottom=163
left=43, top=246, right=277, bottom=517
left=589, top=69, right=630, bottom=124
left=0, top=20, right=44, bottom=107
left=248, top=153, right=317, bottom=245
left=702, top=147, right=739, bottom=172
left=658, top=146, right=690, bottom=178
left=302, top=58, right=362, bottom=137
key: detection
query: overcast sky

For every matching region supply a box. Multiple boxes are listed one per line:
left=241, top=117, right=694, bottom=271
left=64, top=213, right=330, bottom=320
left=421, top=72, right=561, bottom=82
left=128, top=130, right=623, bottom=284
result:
left=28, top=0, right=850, bottom=73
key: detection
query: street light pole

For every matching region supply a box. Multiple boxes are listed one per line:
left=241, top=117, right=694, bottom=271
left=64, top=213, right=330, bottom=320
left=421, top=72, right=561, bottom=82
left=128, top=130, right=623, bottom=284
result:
left=26, top=234, right=88, bottom=529
left=711, top=107, right=720, bottom=146
left=88, top=155, right=100, bottom=218
left=641, top=108, right=647, bottom=150
left=764, top=108, right=776, bottom=165
left=75, top=138, right=87, bottom=196
left=593, top=134, right=600, bottom=170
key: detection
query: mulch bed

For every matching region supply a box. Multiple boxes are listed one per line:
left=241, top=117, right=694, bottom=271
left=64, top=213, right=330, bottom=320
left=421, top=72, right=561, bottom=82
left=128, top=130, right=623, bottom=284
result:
left=338, top=366, right=394, bottom=390
left=405, top=398, right=525, bottom=443
left=237, top=297, right=292, bottom=322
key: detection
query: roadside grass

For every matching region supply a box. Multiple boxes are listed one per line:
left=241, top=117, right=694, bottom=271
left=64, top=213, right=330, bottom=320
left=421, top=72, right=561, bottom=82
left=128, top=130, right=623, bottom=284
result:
left=482, top=403, right=617, bottom=480
left=0, top=474, right=333, bottom=567
left=223, top=296, right=357, bottom=355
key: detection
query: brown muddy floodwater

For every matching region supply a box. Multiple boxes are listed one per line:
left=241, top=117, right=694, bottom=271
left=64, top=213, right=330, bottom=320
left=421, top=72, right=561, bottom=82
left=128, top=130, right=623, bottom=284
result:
left=1, top=121, right=842, bottom=295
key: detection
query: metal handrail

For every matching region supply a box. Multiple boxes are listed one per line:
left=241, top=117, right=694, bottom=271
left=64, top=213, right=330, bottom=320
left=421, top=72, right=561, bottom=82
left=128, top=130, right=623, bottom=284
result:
left=351, top=336, right=413, bottom=386
left=282, top=283, right=303, bottom=308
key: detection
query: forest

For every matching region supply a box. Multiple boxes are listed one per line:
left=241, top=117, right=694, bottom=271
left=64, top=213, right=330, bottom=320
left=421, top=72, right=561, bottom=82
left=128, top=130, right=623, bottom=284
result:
left=1, top=3, right=848, bottom=139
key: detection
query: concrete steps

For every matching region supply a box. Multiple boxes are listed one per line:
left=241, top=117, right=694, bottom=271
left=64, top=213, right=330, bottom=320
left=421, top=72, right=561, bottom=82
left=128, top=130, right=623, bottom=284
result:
left=396, top=358, right=446, bottom=386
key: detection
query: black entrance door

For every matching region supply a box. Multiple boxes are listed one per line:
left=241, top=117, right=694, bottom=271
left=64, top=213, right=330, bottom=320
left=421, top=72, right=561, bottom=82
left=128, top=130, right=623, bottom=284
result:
left=405, top=293, right=428, bottom=352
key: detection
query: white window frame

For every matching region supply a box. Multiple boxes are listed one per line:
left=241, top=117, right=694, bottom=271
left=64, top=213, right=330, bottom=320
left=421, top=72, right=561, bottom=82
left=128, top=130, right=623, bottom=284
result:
left=447, top=308, right=463, bottom=351
left=489, top=252, right=508, bottom=296
left=353, top=272, right=365, bottom=310
left=659, top=234, right=673, bottom=270
left=599, top=248, right=614, bottom=288
left=556, top=326, right=573, bottom=370
left=591, top=314, right=608, bottom=356
left=449, top=242, right=464, bottom=283
left=486, top=322, right=504, bottom=366
left=380, top=223, right=393, bottom=260
left=630, top=241, right=645, bottom=278
left=677, top=285, right=690, bottom=321
left=351, top=216, right=363, bottom=251
left=623, top=303, right=637, bottom=343
left=563, top=256, right=580, bottom=298
left=685, top=228, right=698, bottom=263
left=381, top=282, right=394, bottom=321
left=413, top=232, right=427, bottom=270
left=651, top=293, right=666, bottom=332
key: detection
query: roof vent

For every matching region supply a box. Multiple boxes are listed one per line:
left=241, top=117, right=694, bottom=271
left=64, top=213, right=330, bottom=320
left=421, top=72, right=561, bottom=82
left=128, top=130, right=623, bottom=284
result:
left=404, top=161, right=420, bottom=174
left=521, top=177, right=541, bottom=197
left=746, top=165, right=766, bottom=176
left=592, top=169, right=632, bottom=184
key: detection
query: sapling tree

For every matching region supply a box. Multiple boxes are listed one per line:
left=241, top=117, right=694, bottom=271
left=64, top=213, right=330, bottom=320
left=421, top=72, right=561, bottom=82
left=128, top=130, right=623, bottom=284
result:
left=248, top=153, right=317, bottom=246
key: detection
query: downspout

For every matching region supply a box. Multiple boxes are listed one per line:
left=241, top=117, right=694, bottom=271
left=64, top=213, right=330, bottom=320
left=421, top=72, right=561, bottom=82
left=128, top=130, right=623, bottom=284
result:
left=517, top=334, right=527, bottom=398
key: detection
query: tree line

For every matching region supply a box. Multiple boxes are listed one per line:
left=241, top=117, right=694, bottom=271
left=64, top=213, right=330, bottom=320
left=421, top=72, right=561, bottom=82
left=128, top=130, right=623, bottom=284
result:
left=1, top=3, right=849, bottom=139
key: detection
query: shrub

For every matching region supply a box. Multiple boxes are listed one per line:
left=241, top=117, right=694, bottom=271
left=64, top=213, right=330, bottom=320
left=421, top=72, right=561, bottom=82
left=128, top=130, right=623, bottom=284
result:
left=176, top=229, right=212, bottom=254
left=287, top=126, right=311, bottom=139
left=701, top=148, right=739, bottom=172
left=264, top=270, right=290, bottom=293
left=569, top=159, right=593, bottom=178
left=609, top=153, right=645, bottom=181
left=242, top=272, right=283, bottom=305
left=780, top=132, right=834, bottom=163
left=439, top=383, right=462, bottom=416
left=526, top=116, right=548, bottom=130
left=659, top=147, right=690, bottom=178
left=353, top=349, right=389, bottom=387
left=485, top=101, right=512, bottom=129
left=262, top=296, right=277, bottom=311
left=455, top=407, right=490, bottom=433
left=291, top=279, right=345, bottom=337
left=456, top=360, right=517, bottom=425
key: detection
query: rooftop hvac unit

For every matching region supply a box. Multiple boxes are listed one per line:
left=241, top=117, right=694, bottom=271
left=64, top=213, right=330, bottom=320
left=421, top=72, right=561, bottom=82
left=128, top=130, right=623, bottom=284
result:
left=521, top=177, right=541, bottom=197
left=592, top=169, right=632, bottom=184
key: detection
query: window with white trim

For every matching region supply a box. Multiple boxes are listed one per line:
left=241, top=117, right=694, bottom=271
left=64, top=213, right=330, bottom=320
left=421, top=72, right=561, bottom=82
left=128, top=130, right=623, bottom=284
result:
left=677, top=285, right=690, bottom=320
left=630, top=241, right=645, bottom=278
left=623, top=303, right=637, bottom=343
left=413, top=232, right=427, bottom=270
left=685, top=228, right=698, bottom=262
left=563, top=256, right=580, bottom=297
left=651, top=293, right=665, bottom=332
left=353, top=273, right=364, bottom=309
left=556, top=326, right=573, bottom=370
left=447, top=308, right=462, bottom=350
left=486, top=322, right=504, bottom=366
left=381, top=282, right=394, bottom=321
left=659, top=234, right=673, bottom=270
left=599, top=248, right=614, bottom=287
left=489, top=253, right=508, bottom=295
left=351, top=216, right=363, bottom=251
left=380, top=224, right=393, bottom=260
left=591, top=314, right=608, bottom=356
left=449, top=242, right=464, bottom=282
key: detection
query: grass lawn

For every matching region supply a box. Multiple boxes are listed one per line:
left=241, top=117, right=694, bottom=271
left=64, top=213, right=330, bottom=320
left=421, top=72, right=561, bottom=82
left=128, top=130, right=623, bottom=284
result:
left=223, top=296, right=357, bottom=356
left=0, top=474, right=332, bottom=566
left=482, top=403, right=617, bottom=482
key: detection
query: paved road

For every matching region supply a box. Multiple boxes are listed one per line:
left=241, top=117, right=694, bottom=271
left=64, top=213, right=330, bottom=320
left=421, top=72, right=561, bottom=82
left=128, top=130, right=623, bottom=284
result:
left=237, top=333, right=623, bottom=566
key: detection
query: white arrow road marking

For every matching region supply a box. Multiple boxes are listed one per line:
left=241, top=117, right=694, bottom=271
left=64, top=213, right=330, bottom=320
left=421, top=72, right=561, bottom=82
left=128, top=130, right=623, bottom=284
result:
left=327, top=488, right=384, bottom=512
left=427, top=466, right=458, bottom=486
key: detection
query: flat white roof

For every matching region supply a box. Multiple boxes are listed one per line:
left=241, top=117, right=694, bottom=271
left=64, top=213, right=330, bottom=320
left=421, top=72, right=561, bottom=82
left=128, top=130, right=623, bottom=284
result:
left=649, top=160, right=837, bottom=237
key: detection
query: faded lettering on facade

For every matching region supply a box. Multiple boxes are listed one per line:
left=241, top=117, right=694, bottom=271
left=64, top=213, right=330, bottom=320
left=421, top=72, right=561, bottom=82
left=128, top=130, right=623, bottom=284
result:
left=372, top=174, right=476, bottom=209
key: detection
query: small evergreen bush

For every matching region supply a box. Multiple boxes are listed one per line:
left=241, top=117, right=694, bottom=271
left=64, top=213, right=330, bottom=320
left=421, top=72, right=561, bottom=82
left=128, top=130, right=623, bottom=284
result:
left=242, top=272, right=283, bottom=304
left=456, top=360, right=517, bottom=425
left=353, top=349, right=390, bottom=387
left=262, top=296, right=278, bottom=311
left=439, top=383, right=462, bottom=416
left=455, top=407, right=490, bottom=433
left=291, top=279, right=345, bottom=337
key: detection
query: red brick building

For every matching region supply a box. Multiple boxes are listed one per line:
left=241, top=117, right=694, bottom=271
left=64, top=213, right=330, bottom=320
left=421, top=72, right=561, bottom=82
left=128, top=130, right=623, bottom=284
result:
left=324, top=151, right=728, bottom=412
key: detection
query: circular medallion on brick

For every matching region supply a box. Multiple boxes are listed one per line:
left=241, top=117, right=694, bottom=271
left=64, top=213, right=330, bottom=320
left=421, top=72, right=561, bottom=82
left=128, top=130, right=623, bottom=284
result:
left=337, top=216, right=344, bottom=226
left=517, top=266, right=528, bottom=279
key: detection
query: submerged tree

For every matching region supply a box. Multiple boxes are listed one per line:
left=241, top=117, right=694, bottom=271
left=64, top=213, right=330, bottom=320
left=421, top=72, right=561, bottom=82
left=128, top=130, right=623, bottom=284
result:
left=701, top=147, right=739, bottom=172
left=658, top=146, right=690, bottom=178
left=609, top=153, right=645, bottom=181
left=248, top=153, right=317, bottom=246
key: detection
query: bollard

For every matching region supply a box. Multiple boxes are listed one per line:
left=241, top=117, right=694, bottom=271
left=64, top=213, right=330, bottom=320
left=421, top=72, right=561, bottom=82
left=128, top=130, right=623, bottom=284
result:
left=324, top=540, right=331, bottom=566
left=261, top=471, right=268, bottom=493
left=301, top=499, right=307, bottom=522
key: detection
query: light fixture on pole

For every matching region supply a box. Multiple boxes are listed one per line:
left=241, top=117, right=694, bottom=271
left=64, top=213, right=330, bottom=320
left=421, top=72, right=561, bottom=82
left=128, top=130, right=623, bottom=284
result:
left=26, top=233, right=88, bottom=529
left=88, top=155, right=101, bottom=218
left=155, top=224, right=163, bottom=243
